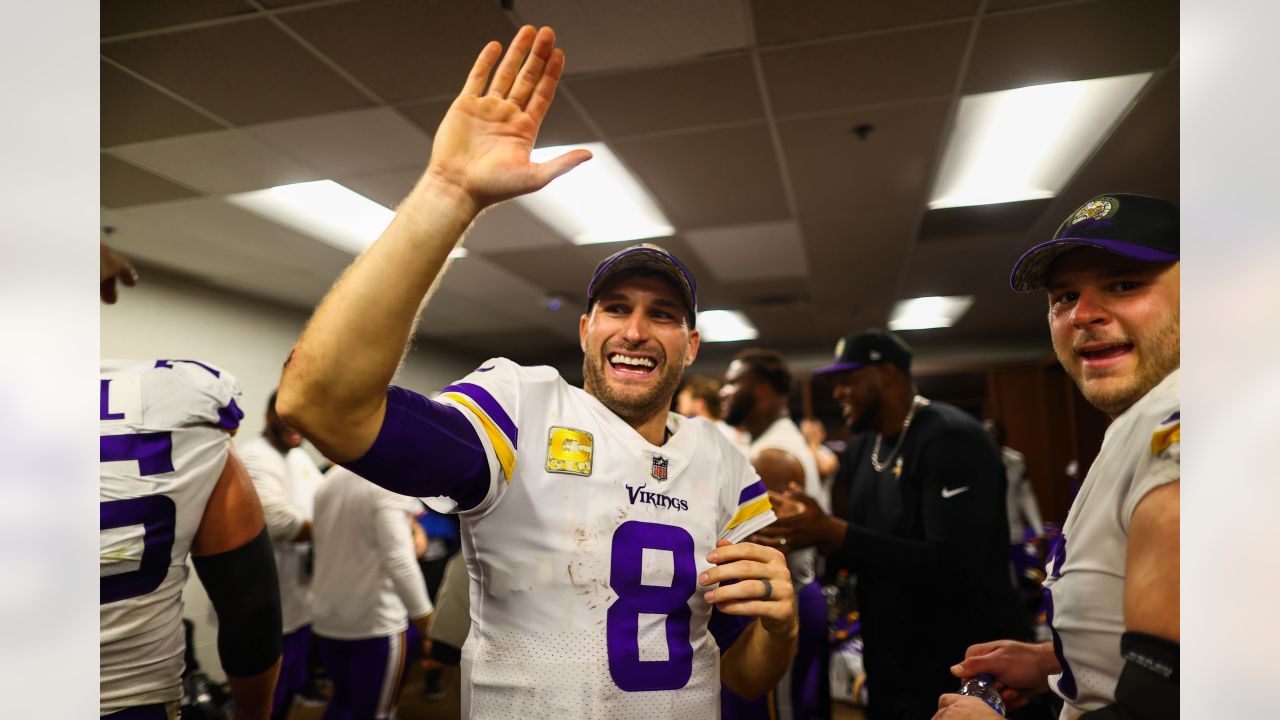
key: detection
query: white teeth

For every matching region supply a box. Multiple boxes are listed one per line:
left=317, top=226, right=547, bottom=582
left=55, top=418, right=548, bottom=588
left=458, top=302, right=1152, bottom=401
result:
left=610, top=354, right=655, bottom=368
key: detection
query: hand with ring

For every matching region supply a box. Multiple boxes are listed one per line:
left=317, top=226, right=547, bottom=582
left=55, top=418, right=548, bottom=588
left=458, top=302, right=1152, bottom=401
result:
left=700, top=539, right=797, bottom=637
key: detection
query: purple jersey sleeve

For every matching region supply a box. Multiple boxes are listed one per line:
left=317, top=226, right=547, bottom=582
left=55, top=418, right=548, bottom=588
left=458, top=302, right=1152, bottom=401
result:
left=708, top=600, right=753, bottom=655
left=343, top=386, right=490, bottom=511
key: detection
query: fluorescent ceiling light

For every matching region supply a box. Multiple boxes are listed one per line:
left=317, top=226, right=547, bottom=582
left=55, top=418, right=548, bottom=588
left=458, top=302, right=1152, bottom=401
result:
left=516, top=142, right=674, bottom=245
left=888, top=296, right=974, bottom=331
left=929, top=73, right=1152, bottom=210
left=228, top=180, right=466, bottom=258
left=696, top=310, right=759, bottom=343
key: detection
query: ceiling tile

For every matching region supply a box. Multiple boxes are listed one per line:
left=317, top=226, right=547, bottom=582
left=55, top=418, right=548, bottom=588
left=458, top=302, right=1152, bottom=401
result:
left=279, top=0, right=515, bottom=103
left=685, top=221, right=808, bottom=282
left=102, top=0, right=255, bottom=38
left=334, top=167, right=421, bottom=209
left=396, top=95, right=597, bottom=148
left=480, top=245, right=603, bottom=299
left=917, top=199, right=1052, bottom=241
left=416, top=288, right=545, bottom=337
left=963, top=0, right=1178, bottom=93
left=466, top=203, right=572, bottom=253
left=761, top=22, right=969, bottom=115
left=102, top=18, right=372, bottom=125
left=101, top=155, right=203, bottom=208
left=615, top=124, right=789, bottom=229
left=567, top=55, right=762, bottom=138
left=513, top=0, right=751, bottom=75
left=247, top=108, right=431, bottom=178
left=102, top=61, right=224, bottom=147
left=985, top=0, right=1067, bottom=10
left=779, top=99, right=949, bottom=215
left=752, top=0, right=979, bottom=46
left=109, top=128, right=323, bottom=194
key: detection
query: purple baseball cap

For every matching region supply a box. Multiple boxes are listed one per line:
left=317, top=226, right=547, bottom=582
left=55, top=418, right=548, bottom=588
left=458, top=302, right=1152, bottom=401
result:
left=586, top=243, right=698, bottom=327
left=1010, top=193, right=1179, bottom=292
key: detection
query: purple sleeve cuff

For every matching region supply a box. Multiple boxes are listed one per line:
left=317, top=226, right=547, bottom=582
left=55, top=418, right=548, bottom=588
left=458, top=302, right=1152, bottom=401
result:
left=343, top=386, right=490, bottom=512
left=708, top=600, right=753, bottom=654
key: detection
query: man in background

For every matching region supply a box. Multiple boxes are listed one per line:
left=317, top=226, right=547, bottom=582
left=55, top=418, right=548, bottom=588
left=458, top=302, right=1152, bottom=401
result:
left=678, top=374, right=750, bottom=451
left=721, top=349, right=829, bottom=719
left=756, top=329, right=1028, bottom=720
left=239, top=392, right=324, bottom=719
left=311, top=466, right=434, bottom=719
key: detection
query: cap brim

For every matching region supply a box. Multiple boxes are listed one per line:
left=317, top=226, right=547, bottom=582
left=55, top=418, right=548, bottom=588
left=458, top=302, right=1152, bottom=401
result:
left=812, top=361, right=868, bottom=376
left=588, top=248, right=698, bottom=325
left=1009, top=238, right=1180, bottom=292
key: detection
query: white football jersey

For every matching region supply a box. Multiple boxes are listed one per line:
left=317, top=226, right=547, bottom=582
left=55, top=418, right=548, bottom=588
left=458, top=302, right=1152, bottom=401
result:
left=238, top=435, right=322, bottom=633
left=99, top=359, right=243, bottom=715
left=311, top=466, right=432, bottom=639
left=1044, top=369, right=1179, bottom=719
left=429, top=358, right=776, bottom=719
left=749, top=417, right=824, bottom=587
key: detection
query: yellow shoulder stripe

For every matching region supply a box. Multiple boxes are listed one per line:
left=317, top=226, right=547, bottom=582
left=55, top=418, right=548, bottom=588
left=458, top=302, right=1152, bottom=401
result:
left=1151, top=422, right=1180, bottom=456
left=726, top=494, right=773, bottom=531
left=442, top=392, right=515, bottom=483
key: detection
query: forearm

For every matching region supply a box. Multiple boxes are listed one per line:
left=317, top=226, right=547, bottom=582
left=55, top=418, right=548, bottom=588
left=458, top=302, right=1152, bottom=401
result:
left=226, top=659, right=281, bottom=720
left=377, top=508, right=434, bottom=618
left=278, top=175, right=480, bottom=458
left=720, top=618, right=798, bottom=699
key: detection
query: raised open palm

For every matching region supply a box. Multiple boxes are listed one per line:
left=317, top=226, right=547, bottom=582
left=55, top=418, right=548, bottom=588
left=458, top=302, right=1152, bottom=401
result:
left=427, top=25, right=592, bottom=209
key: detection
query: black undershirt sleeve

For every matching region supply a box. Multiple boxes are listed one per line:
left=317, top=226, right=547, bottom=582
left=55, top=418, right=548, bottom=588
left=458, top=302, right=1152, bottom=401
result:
left=192, top=527, right=283, bottom=677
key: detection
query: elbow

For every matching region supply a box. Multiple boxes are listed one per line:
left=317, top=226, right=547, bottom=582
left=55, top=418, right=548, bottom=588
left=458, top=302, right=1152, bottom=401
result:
left=275, top=374, right=313, bottom=437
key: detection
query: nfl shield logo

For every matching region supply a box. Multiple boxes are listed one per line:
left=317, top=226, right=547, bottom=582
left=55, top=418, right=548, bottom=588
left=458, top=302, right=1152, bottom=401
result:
left=650, top=455, right=669, bottom=481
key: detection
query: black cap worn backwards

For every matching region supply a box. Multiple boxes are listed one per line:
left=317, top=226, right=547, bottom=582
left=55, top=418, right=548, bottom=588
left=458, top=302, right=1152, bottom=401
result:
left=586, top=243, right=698, bottom=328
left=1010, top=193, right=1179, bottom=292
left=813, top=328, right=913, bottom=375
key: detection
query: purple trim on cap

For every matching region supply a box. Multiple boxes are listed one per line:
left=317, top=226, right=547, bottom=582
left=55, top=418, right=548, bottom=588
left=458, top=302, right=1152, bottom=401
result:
left=217, top=398, right=244, bottom=431
left=1010, top=237, right=1179, bottom=291
left=441, top=382, right=518, bottom=448
left=738, top=479, right=766, bottom=505
left=812, top=361, right=868, bottom=376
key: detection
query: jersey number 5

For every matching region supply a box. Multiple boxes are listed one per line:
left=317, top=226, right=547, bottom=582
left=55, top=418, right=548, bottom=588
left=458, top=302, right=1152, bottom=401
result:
left=607, top=521, right=697, bottom=692
left=100, top=433, right=177, bottom=605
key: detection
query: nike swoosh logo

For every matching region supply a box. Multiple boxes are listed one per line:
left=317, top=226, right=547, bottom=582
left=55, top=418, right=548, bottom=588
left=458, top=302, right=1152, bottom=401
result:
left=941, top=486, right=971, bottom=499
left=476, top=365, right=495, bottom=372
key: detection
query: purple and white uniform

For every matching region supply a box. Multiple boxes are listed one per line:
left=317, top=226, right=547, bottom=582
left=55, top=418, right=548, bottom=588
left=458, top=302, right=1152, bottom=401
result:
left=99, top=359, right=243, bottom=717
left=345, top=358, right=775, bottom=719
left=1043, top=369, right=1179, bottom=719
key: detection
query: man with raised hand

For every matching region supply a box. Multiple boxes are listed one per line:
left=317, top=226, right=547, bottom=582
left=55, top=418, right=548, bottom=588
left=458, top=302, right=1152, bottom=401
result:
left=934, top=195, right=1180, bottom=720
left=277, top=26, right=797, bottom=719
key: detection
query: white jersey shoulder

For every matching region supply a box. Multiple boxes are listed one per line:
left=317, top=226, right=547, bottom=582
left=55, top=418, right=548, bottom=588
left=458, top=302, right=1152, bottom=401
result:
left=99, top=359, right=243, bottom=715
left=432, top=357, right=775, bottom=719
left=1044, top=369, right=1179, bottom=718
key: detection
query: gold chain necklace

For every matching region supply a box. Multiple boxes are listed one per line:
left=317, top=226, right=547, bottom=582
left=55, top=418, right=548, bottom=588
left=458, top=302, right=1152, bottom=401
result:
left=870, top=395, right=929, bottom=472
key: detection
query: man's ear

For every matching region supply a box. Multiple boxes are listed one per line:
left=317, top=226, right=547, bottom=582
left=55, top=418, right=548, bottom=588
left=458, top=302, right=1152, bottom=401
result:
left=685, top=328, right=700, bottom=367
left=579, top=313, right=589, bottom=353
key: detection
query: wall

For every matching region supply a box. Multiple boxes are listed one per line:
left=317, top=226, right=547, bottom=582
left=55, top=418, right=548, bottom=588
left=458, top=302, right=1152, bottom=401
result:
left=102, top=269, right=476, bottom=681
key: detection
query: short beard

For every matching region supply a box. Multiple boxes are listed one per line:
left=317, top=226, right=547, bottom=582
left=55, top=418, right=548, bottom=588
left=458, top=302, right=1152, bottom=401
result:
left=583, top=349, right=686, bottom=426
left=848, top=393, right=881, bottom=434
left=1056, top=307, right=1180, bottom=416
left=723, top=394, right=752, bottom=428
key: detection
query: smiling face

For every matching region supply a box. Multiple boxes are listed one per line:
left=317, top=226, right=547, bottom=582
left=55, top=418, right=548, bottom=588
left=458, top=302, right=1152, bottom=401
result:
left=580, top=273, right=700, bottom=426
left=831, top=365, right=883, bottom=433
left=1046, top=247, right=1180, bottom=417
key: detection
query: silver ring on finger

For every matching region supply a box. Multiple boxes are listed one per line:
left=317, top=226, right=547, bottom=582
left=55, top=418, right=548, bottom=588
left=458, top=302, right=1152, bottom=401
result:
left=779, top=537, right=787, bottom=546
left=759, top=578, right=773, bottom=602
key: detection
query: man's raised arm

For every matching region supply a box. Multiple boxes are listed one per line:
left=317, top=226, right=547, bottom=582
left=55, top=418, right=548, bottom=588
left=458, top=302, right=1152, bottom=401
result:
left=277, top=25, right=590, bottom=462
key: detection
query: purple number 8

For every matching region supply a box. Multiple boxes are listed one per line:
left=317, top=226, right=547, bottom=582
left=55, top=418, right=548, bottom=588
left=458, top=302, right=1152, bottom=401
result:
left=607, top=521, right=697, bottom=692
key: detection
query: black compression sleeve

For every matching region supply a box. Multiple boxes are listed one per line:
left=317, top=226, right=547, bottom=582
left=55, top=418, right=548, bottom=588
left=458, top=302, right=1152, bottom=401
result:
left=1079, top=632, right=1179, bottom=720
left=192, top=527, right=283, bottom=677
